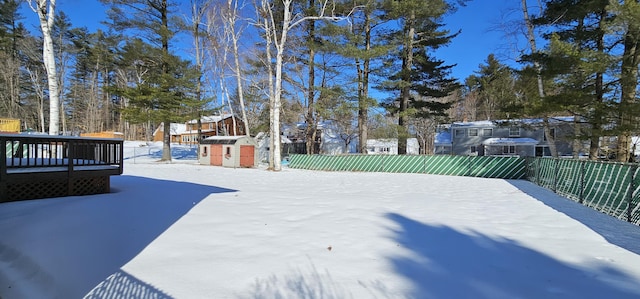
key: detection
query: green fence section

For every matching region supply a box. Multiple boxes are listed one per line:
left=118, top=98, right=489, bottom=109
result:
left=525, top=158, right=640, bottom=225
left=288, top=154, right=640, bottom=225
left=288, top=154, right=526, bottom=179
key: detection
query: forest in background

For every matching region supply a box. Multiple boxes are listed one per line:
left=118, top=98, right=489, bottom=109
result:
left=1, top=0, right=639, bottom=169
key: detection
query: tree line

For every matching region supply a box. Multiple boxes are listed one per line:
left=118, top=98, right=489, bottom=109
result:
left=0, top=0, right=639, bottom=170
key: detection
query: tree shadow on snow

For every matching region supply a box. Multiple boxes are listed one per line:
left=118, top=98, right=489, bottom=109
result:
left=386, top=212, right=640, bottom=299
left=148, top=146, right=198, bottom=160
left=84, top=270, right=173, bottom=299
left=240, top=262, right=353, bottom=299
left=0, top=175, right=234, bottom=299
left=507, top=180, right=640, bottom=255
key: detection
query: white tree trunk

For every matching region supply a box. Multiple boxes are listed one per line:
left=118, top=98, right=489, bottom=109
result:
left=258, top=0, right=357, bottom=170
left=31, top=0, right=60, bottom=135
left=226, top=0, right=251, bottom=136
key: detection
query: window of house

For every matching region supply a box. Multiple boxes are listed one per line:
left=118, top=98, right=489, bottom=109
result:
left=483, top=128, right=493, bottom=137
left=509, top=127, right=520, bottom=137
left=226, top=147, right=231, bottom=155
left=454, top=129, right=465, bottom=138
left=503, top=145, right=516, bottom=154
left=543, top=128, right=556, bottom=141
left=468, top=128, right=478, bottom=137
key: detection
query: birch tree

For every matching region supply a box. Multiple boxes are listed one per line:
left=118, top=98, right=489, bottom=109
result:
left=255, top=0, right=358, bottom=170
left=29, top=0, right=59, bottom=135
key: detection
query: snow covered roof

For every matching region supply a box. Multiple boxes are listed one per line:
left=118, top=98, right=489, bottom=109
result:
left=187, top=114, right=234, bottom=124
left=453, top=116, right=575, bottom=128
left=482, top=138, right=539, bottom=145
left=170, top=123, right=187, bottom=135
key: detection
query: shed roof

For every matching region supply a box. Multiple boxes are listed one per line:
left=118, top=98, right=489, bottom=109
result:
left=200, top=135, right=249, bottom=145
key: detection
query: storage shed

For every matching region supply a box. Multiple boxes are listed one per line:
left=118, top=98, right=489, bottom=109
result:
left=199, top=136, right=258, bottom=168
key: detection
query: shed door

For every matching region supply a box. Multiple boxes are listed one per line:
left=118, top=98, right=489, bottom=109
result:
left=239, top=145, right=254, bottom=167
left=210, top=144, right=223, bottom=166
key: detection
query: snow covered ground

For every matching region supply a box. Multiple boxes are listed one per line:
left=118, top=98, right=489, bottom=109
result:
left=2, top=142, right=640, bottom=299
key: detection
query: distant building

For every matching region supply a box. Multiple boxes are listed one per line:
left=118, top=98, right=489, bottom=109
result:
left=366, top=138, right=419, bottom=155
left=441, top=117, right=580, bottom=157
left=153, top=114, right=245, bottom=144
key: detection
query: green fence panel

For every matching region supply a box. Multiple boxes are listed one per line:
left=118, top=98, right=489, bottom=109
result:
left=470, top=156, right=526, bottom=179
left=555, top=159, right=582, bottom=200
left=423, top=155, right=468, bottom=176
left=287, top=154, right=640, bottom=225
left=631, top=166, right=640, bottom=224
left=582, top=162, right=632, bottom=220
left=535, top=158, right=556, bottom=191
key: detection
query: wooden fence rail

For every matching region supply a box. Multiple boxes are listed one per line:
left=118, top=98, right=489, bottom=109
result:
left=1, top=134, right=124, bottom=202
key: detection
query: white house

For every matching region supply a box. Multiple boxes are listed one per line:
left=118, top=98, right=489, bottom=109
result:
left=366, top=138, right=419, bottom=155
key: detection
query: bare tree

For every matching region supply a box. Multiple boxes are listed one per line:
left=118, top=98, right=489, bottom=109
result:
left=28, top=0, right=59, bottom=135
left=223, top=0, right=251, bottom=136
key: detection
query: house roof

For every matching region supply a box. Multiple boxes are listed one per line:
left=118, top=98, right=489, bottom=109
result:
left=153, top=123, right=188, bottom=137
left=452, top=116, right=575, bottom=128
left=482, top=138, right=539, bottom=145
left=187, top=114, right=234, bottom=124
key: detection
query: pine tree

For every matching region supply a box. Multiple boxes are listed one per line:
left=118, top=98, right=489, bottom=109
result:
left=533, top=0, right=616, bottom=159
left=101, top=0, right=190, bottom=161
left=378, top=0, right=460, bottom=154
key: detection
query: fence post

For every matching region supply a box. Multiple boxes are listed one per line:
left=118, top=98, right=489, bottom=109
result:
left=553, top=158, right=559, bottom=193
left=628, top=164, right=637, bottom=223
left=579, top=160, right=585, bottom=204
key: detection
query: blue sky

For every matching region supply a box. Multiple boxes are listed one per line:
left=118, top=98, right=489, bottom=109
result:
left=20, top=0, right=527, bottom=81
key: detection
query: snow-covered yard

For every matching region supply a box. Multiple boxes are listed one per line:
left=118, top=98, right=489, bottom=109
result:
left=1, top=142, right=640, bottom=298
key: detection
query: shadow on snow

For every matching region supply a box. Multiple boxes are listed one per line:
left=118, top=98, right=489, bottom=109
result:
left=507, top=180, right=640, bottom=256
left=386, top=212, right=640, bottom=299
left=0, top=175, right=235, bottom=299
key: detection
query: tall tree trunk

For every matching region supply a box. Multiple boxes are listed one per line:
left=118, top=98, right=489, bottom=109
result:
left=306, top=5, right=317, bottom=155
left=32, top=0, right=60, bottom=135
left=160, top=0, right=172, bottom=161
left=356, top=8, right=371, bottom=154
left=521, top=0, right=557, bottom=157
left=398, top=9, right=415, bottom=155
left=258, top=0, right=276, bottom=168
left=616, top=1, right=640, bottom=162
left=226, top=0, right=251, bottom=137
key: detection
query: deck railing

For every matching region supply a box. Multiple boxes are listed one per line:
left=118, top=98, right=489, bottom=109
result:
left=1, top=134, right=124, bottom=202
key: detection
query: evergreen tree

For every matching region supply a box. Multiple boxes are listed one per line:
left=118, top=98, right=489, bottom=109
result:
left=533, top=0, right=616, bottom=159
left=0, top=0, right=24, bottom=118
left=101, top=0, right=191, bottom=161
left=112, top=39, right=200, bottom=143
left=378, top=0, right=460, bottom=154
left=466, top=54, right=517, bottom=121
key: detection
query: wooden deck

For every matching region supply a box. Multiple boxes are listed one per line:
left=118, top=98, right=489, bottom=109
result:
left=1, top=134, right=123, bottom=202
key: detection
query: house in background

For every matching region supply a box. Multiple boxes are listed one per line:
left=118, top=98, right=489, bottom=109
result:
left=153, top=114, right=245, bottom=144
left=366, top=138, right=419, bottom=155
left=442, top=117, right=580, bottom=157
left=434, top=129, right=452, bottom=155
